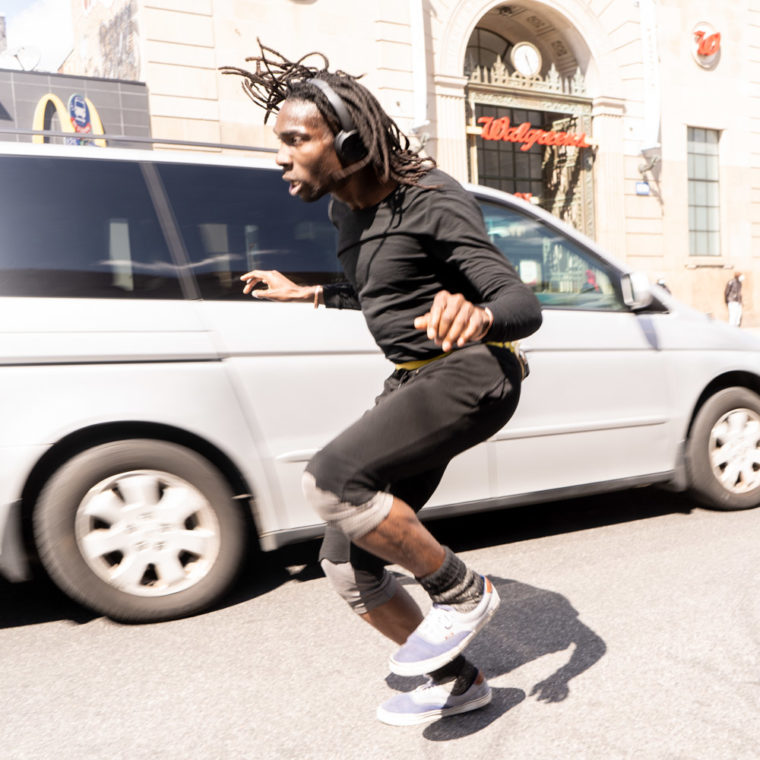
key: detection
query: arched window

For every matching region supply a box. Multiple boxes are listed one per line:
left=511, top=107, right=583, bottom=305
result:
left=464, top=28, right=511, bottom=75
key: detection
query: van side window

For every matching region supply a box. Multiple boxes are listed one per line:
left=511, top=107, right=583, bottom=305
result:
left=158, top=163, right=342, bottom=300
left=0, top=156, right=182, bottom=299
left=478, top=199, right=626, bottom=311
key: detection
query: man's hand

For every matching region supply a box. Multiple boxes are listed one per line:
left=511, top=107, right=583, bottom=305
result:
left=414, top=290, right=493, bottom=352
left=240, top=269, right=314, bottom=302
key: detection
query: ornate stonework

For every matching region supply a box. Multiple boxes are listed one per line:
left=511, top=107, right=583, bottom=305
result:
left=468, top=59, right=587, bottom=97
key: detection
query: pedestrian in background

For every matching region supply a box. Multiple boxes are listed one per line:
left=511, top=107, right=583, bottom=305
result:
left=724, top=272, right=744, bottom=327
left=223, top=43, right=542, bottom=726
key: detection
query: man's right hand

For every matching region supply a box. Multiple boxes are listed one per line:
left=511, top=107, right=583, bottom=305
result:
left=240, top=269, right=316, bottom=302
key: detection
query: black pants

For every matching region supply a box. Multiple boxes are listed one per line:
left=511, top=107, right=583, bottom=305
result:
left=310, top=342, right=523, bottom=580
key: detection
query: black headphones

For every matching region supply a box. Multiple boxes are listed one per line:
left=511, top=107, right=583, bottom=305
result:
left=307, top=78, right=367, bottom=165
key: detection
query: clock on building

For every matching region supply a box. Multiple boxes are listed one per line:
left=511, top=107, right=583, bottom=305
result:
left=510, top=41, right=542, bottom=77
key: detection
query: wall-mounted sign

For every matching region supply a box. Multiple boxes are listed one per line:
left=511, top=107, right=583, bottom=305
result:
left=692, top=22, right=721, bottom=69
left=636, top=181, right=651, bottom=196
left=32, top=93, right=107, bottom=147
left=477, top=116, right=591, bottom=152
left=67, top=94, right=92, bottom=145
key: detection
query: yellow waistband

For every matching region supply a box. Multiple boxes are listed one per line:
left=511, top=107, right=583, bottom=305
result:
left=394, top=341, right=515, bottom=371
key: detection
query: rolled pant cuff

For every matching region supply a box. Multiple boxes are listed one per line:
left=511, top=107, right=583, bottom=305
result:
left=302, top=472, right=394, bottom=540
left=320, top=560, right=401, bottom=614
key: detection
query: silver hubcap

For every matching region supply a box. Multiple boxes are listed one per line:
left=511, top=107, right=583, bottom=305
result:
left=74, top=470, right=221, bottom=597
left=709, top=407, right=760, bottom=494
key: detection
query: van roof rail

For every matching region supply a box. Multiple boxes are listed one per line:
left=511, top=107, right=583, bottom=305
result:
left=0, top=127, right=277, bottom=153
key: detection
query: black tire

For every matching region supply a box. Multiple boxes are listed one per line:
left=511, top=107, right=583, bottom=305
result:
left=686, top=387, right=760, bottom=510
left=33, top=439, right=247, bottom=622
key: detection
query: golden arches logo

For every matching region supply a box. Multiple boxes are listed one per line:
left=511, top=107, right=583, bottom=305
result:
left=32, top=93, right=107, bottom=147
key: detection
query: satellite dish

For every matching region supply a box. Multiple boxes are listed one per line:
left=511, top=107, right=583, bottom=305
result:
left=7, top=46, right=41, bottom=71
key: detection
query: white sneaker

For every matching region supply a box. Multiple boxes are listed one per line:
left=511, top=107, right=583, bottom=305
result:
left=377, top=673, right=492, bottom=726
left=389, top=576, right=500, bottom=676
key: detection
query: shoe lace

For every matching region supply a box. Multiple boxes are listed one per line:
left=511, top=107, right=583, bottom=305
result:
left=417, top=604, right=455, bottom=637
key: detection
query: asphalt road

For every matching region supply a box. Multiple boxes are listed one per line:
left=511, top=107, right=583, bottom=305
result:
left=1, top=487, right=759, bottom=760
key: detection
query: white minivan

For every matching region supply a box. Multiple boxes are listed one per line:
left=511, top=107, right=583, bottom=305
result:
left=1, top=141, right=759, bottom=622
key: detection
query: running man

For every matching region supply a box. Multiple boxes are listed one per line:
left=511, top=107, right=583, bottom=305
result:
left=222, top=44, right=542, bottom=726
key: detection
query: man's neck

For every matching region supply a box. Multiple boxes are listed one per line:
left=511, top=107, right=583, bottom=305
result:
left=332, top=167, right=398, bottom=210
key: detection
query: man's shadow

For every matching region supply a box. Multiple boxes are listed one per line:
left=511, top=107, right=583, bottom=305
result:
left=385, top=575, right=607, bottom=740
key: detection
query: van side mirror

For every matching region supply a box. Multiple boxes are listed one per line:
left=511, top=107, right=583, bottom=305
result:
left=620, top=271, right=654, bottom=311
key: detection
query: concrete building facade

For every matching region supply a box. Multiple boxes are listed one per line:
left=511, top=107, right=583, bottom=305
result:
left=51, top=0, right=760, bottom=323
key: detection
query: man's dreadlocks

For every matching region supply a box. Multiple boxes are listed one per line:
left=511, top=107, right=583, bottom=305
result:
left=220, top=41, right=435, bottom=186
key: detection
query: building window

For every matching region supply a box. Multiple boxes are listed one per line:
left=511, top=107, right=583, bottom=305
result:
left=473, top=104, right=575, bottom=204
left=475, top=105, right=544, bottom=198
left=465, top=28, right=511, bottom=75
left=687, top=127, right=720, bottom=256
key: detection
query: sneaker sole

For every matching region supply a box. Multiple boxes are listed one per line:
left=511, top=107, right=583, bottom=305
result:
left=388, top=581, right=500, bottom=677
left=377, top=688, right=492, bottom=726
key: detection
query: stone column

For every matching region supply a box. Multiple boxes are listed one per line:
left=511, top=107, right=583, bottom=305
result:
left=432, top=73, right=469, bottom=183
left=591, top=95, right=626, bottom=252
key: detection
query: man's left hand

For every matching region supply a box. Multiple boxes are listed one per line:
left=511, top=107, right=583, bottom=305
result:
left=414, top=290, right=492, bottom=352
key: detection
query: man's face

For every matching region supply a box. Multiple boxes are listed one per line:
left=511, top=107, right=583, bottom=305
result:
left=274, top=99, right=343, bottom=203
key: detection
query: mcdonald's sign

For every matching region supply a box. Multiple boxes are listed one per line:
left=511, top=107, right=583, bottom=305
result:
left=32, top=93, right=107, bottom=147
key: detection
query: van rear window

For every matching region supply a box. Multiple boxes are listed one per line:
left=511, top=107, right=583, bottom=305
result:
left=0, top=156, right=182, bottom=299
left=158, top=163, right=343, bottom=300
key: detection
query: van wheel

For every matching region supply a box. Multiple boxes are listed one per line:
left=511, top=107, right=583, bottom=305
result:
left=686, top=388, right=760, bottom=510
left=34, top=440, right=246, bottom=622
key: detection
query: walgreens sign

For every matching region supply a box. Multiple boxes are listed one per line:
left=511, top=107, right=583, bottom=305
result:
left=477, top=116, right=591, bottom=151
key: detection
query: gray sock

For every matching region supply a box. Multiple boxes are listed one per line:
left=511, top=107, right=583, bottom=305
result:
left=418, top=546, right=484, bottom=612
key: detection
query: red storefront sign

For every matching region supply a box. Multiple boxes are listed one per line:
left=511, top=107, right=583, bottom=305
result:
left=694, top=30, right=720, bottom=57
left=691, top=22, right=721, bottom=69
left=477, top=116, right=591, bottom=151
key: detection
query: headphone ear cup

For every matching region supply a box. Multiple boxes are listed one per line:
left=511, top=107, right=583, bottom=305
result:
left=334, top=130, right=367, bottom=165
